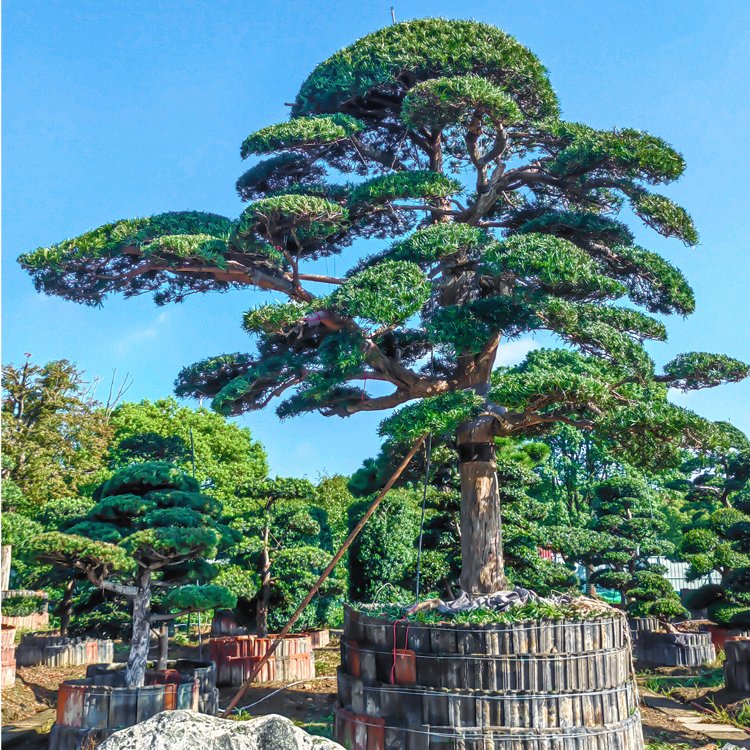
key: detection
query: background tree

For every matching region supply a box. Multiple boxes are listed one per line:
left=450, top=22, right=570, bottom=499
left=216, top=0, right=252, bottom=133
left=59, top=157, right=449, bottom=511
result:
left=109, top=397, right=267, bottom=501
left=28, top=462, right=236, bottom=685
left=220, top=477, right=343, bottom=634
left=2, top=358, right=115, bottom=506
left=534, top=424, right=691, bottom=596
left=348, top=487, right=423, bottom=602
left=349, top=435, right=576, bottom=600
left=313, top=474, right=356, bottom=548
left=574, top=476, right=677, bottom=615
left=680, top=426, right=750, bottom=627
left=536, top=425, right=614, bottom=527
left=20, top=19, right=748, bottom=595
left=2, top=493, right=103, bottom=635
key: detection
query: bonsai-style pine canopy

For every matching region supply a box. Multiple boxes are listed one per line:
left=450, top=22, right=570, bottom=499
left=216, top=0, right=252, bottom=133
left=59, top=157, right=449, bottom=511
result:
left=19, top=19, right=748, bottom=593
left=29, top=462, right=236, bottom=686
left=680, top=433, right=750, bottom=628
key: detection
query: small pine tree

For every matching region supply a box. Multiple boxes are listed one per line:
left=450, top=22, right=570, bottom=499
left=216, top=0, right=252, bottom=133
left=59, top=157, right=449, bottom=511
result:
left=680, top=428, right=750, bottom=627
left=28, top=462, right=237, bottom=686
left=585, top=476, right=677, bottom=617
left=219, top=477, right=342, bottom=634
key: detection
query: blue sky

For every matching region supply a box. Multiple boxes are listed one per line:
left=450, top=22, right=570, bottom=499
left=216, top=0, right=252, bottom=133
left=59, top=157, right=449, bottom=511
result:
left=3, top=0, right=749, bottom=479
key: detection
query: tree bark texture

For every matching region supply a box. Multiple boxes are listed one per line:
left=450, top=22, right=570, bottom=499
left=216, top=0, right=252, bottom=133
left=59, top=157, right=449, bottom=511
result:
left=457, top=416, right=506, bottom=594
left=125, top=570, right=151, bottom=688
left=58, top=578, right=76, bottom=638
left=156, top=622, right=169, bottom=671
left=1, top=545, right=11, bottom=590
left=256, top=524, right=271, bottom=638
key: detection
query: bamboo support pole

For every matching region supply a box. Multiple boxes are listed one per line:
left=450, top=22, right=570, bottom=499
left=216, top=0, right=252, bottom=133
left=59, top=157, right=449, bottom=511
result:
left=221, top=433, right=427, bottom=717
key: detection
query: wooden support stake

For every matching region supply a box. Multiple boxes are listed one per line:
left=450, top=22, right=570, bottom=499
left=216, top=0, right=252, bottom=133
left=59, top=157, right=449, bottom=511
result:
left=222, top=433, right=427, bottom=717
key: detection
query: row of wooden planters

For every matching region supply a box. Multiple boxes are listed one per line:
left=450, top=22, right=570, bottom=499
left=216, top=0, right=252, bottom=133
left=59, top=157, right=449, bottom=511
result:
left=16, top=634, right=114, bottom=668
left=1, top=624, right=16, bottom=688
left=703, top=624, right=750, bottom=652
left=210, top=610, right=330, bottom=649
left=628, top=617, right=750, bottom=668
left=209, top=632, right=316, bottom=686
left=1, top=611, right=50, bottom=631
left=628, top=620, right=716, bottom=668
left=336, top=606, right=643, bottom=750
left=1, top=588, right=50, bottom=631
left=49, top=661, right=217, bottom=750
left=724, top=637, right=750, bottom=691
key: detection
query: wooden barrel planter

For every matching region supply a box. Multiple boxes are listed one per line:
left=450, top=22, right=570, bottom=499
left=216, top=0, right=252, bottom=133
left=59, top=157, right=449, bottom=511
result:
left=49, top=661, right=217, bottom=750
left=1, top=624, right=16, bottom=688
left=335, top=604, right=643, bottom=750
left=1, top=589, right=49, bottom=631
left=16, top=634, right=114, bottom=668
left=724, top=637, right=750, bottom=691
left=631, top=629, right=715, bottom=668
left=211, top=609, right=246, bottom=636
left=209, top=632, right=315, bottom=686
left=701, top=624, right=750, bottom=652
left=628, top=617, right=662, bottom=634
left=304, top=628, right=331, bottom=649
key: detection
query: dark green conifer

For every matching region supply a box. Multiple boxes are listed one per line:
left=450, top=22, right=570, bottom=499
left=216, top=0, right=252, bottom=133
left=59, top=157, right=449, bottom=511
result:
left=29, top=462, right=236, bottom=686
left=680, top=427, right=750, bottom=627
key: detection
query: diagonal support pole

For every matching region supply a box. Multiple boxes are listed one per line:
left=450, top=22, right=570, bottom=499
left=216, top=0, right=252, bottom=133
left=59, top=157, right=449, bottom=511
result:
left=221, top=433, right=427, bottom=717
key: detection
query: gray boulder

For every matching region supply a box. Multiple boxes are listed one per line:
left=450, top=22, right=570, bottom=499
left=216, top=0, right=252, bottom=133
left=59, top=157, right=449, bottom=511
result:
left=98, top=710, right=343, bottom=750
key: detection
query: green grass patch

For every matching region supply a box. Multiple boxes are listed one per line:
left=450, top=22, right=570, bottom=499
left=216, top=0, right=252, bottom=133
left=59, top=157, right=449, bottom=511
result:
left=355, top=599, right=615, bottom=626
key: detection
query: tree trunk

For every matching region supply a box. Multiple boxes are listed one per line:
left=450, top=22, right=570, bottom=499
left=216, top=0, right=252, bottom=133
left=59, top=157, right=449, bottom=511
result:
left=256, top=524, right=271, bottom=637
left=125, top=570, right=151, bottom=688
left=58, top=578, right=76, bottom=638
left=156, top=622, right=169, bottom=670
left=585, top=564, right=597, bottom=597
left=1, top=545, right=11, bottom=590
left=457, top=416, right=506, bottom=594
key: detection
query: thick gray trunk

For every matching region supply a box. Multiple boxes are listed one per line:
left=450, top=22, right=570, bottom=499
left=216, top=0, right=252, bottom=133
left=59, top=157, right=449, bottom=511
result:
left=125, top=571, right=151, bottom=688
left=457, top=417, right=506, bottom=594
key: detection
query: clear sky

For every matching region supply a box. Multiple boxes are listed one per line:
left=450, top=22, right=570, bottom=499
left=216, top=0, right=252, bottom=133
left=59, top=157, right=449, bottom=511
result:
left=3, top=0, right=749, bottom=479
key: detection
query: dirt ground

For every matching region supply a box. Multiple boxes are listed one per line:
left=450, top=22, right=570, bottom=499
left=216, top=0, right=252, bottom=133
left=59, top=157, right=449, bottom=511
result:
left=1, top=635, right=734, bottom=749
left=638, top=664, right=750, bottom=731
left=2, top=664, right=87, bottom=724
left=639, top=704, right=717, bottom=749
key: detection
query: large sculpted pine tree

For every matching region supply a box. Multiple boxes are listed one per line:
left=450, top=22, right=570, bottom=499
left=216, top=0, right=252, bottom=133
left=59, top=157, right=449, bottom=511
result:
left=20, top=20, right=748, bottom=595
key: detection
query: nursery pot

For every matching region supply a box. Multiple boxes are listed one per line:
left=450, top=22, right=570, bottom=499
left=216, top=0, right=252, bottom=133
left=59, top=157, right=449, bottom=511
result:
left=724, top=636, right=750, bottom=691
left=336, top=604, right=644, bottom=750
left=209, top=632, right=315, bottom=686
left=631, top=629, right=715, bottom=668
left=48, top=660, right=217, bottom=750
left=702, top=624, right=750, bottom=652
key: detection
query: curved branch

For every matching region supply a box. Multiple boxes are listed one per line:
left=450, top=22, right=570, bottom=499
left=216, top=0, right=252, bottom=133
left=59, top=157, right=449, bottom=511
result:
left=116, top=246, right=313, bottom=302
left=350, top=136, right=408, bottom=171
left=297, top=273, right=345, bottom=286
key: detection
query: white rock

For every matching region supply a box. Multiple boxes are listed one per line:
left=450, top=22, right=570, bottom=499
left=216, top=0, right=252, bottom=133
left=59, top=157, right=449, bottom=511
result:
left=98, top=710, right=344, bottom=750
